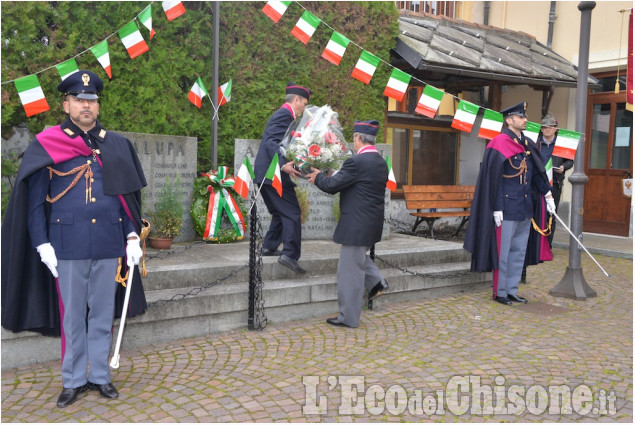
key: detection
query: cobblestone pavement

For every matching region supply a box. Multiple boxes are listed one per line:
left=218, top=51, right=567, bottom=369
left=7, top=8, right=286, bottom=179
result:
left=2, top=249, right=632, bottom=422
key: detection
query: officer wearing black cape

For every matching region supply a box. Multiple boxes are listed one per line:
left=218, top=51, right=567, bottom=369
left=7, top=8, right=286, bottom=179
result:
left=1, top=70, right=147, bottom=407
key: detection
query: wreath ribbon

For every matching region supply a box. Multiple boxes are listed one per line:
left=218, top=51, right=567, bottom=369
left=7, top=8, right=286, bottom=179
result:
left=201, top=167, right=245, bottom=240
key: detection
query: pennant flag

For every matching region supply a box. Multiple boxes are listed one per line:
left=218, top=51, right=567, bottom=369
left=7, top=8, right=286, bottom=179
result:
left=291, top=10, right=320, bottom=45
left=386, top=156, right=397, bottom=192
left=351, top=50, right=380, bottom=85
left=234, top=157, right=255, bottom=200
left=188, top=77, right=208, bottom=108
left=265, top=153, right=283, bottom=197
left=119, top=21, right=149, bottom=59
left=139, top=5, right=156, bottom=40
left=415, top=85, right=444, bottom=118
left=451, top=100, right=479, bottom=133
left=14, top=74, right=50, bottom=117
left=478, top=109, right=504, bottom=140
left=218, top=79, right=232, bottom=106
left=162, top=1, right=186, bottom=21
left=552, top=129, right=581, bottom=161
left=383, top=68, right=412, bottom=102
left=262, top=0, right=291, bottom=23
left=90, top=40, right=112, bottom=79
left=321, top=31, right=350, bottom=66
left=55, top=58, right=79, bottom=81
left=524, top=121, right=541, bottom=143
left=545, top=157, right=553, bottom=186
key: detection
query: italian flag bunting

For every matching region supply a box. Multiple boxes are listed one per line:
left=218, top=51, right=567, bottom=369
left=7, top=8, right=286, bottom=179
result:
left=262, top=0, right=291, bottom=23
left=14, top=74, right=50, bottom=117
left=218, top=79, right=232, bottom=106
left=291, top=10, right=320, bottom=45
left=188, top=77, right=208, bottom=109
left=139, top=5, right=156, bottom=40
left=119, top=20, right=149, bottom=59
left=451, top=100, right=479, bottom=133
left=90, top=40, right=112, bottom=79
left=383, top=68, right=412, bottom=102
left=552, top=129, right=581, bottom=161
left=386, top=156, right=397, bottom=192
left=478, top=109, right=504, bottom=140
left=321, top=31, right=350, bottom=66
left=524, top=121, right=541, bottom=143
left=265, top=153, right=283, bottom=197
left=415, top=85, right=444, bottom=118
left=55, top=58, right=79, bottom=81
left=545, top=157, right=553, bottom=186
left=234, top=157, right=255, bottom=200
left=162, top=1, right=186, bottom=22
left=351, top=50, right=380, bottom=85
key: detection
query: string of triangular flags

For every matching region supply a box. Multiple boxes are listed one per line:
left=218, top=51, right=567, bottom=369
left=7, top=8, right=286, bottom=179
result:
left=262, top=0, right=583, bottom=161
left=4, top=1, right=186, bottom=117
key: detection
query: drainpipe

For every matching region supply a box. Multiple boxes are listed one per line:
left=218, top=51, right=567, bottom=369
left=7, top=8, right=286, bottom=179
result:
left=484, top=1, right=490, bottom=25
left=547, top=1, right=557, bottom=47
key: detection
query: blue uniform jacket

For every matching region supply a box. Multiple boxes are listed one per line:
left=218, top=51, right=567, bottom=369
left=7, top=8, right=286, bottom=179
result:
left=254, top=105, right=297, bottom=188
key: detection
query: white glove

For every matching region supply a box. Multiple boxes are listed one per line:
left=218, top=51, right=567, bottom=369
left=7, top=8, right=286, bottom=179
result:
left=493, top=211, right=503, bottom=227
left=36, top=243, right=58, bottom=278
left=545, top=196, right=556, bottom=215
left=126, top=232, right=143, bottom=266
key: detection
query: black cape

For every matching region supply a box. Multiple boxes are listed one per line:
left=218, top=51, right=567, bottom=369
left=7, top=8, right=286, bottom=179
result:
left=464, top=131, right=551, bottom=272
left=1, top=119, right=148, bottom=336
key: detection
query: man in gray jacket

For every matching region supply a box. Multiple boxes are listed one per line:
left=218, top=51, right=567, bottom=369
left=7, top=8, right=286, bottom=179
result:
left=306, top=120, right=389, bottom=328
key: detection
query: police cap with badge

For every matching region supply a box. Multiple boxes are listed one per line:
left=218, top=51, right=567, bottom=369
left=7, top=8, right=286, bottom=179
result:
left=57, top=70, right=103, bottom=100
left=501, top=101, right=528, bottom=118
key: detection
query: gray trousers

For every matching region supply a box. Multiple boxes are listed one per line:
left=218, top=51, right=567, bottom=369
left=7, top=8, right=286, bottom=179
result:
left=57, top=258, right=118, bottom=388
left=497, top=219, right=531, bottom=298
left=336, top=245, right=384, bottom=328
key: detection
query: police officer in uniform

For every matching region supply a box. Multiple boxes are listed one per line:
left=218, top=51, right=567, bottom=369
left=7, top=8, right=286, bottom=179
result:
left=464, top=102, right=556, bottom=305
left=23, top=71, right=146, bottom=407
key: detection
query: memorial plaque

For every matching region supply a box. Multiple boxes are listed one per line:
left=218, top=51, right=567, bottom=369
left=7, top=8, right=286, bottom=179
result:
left=235, top=139, right=391, bottom=240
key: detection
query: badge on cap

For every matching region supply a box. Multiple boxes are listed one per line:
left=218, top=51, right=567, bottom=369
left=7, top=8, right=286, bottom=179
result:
left=82, top=73, right=90, bottom=87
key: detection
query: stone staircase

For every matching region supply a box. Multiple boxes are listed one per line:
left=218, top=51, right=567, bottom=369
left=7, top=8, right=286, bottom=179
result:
left=1, top=234, right=490, bottom=369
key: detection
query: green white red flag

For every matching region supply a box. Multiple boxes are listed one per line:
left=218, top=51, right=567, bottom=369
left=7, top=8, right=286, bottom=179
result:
left=218, top=79, right=232, bottom=106
left=321, top=31, right=350, bottom=66
left=138, top=5, right=156, bottom=40
left=478, top=109, right=504, bottom=140
left=451, top=100, right=479, bottom=133
left=545, top=157, right=553, bottom=186
left=234, top=157, right=255, bottom=200
left=14, top=74, right=50, bottom=117
left=56, top=58, right=79, bottom=81
left=351, top=50, right=380, bottom=85
left=415, top=85, right=444, bottom=118
left=524, top=121, right=541, bottom=143
left=552, top=129, right=581, bottom=161
left=383, top=68, right=411, bottom=102
left=291, top=10, right=320, bottom=45
left=162, top=1, right=186, bottom=22
left=188, top=77, right=208, bottom=109
left=262, top=0, right=291, bottom=23
left=90, top=40, right=112, bottom=79
left=119, top=20, right=149, bottom=59
left=386, top=156, right=397, bottom=192
left=265, top=153, right=283, bottom=197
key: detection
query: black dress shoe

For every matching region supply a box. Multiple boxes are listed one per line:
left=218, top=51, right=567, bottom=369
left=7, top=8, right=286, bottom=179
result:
left=56, top=385, right=89, bottom=408
left=507, top=294, right=528, bottom=304
left=262, top=248, right=282, bottom=256
left=495, top=296, right=512, bottom=306
left=369, top=279, right=389, bottom=301
left=89, top=382, right=119, bottom=399
left=278, top=255, right=306, bottom=274
left=326, top=317, right=353, bottom=328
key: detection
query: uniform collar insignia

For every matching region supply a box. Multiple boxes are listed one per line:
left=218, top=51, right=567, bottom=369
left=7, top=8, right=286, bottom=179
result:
left=63, top=128, right=75, bottom=136
left=98, top=129, right=107, bottom=139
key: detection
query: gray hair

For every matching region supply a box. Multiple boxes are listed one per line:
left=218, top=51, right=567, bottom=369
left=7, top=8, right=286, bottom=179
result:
left=354, top=132, right=377, bottom=145
left=285, top=94, right=299, bottom=103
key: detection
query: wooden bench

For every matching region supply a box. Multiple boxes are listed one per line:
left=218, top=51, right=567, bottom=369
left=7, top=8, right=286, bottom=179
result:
left=403, top=185, right=475, bottom=238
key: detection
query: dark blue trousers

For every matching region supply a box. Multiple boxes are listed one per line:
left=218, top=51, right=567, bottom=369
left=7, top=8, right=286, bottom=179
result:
left=260, top=184, right=302, bottom=260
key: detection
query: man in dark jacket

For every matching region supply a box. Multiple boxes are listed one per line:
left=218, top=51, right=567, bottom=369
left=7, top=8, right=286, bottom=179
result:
left=254, top=82, right=309, bottom=274
left=464, top=102, right=556, bottom=306
left=306, top=120, right=389, bottom=328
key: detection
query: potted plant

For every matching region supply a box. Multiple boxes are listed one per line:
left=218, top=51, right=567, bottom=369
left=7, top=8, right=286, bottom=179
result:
left=148, top=175, right=183, bottom=249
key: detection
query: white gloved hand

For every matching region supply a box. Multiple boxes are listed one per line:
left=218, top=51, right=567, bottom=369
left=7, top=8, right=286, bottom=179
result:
left=126, top=232, right=143, bottom=266
left=493, top=211, right=503, bottom=227
left=36, top=243, right=58, bottom=278
left=545, top=196, right=556, bottom=215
